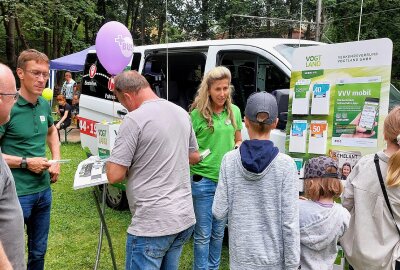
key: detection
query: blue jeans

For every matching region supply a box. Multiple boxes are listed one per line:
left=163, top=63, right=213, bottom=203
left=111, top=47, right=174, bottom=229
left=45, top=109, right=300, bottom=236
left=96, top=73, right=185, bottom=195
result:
left=125, top=225, right=194, bottom=270
left=191, top=177, right=226, bottom=270
left=18, top=187, right=52, bottom=270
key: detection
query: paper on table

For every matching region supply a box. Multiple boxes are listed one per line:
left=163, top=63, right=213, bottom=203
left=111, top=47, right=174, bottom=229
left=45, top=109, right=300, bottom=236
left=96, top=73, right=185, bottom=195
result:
left=73, top=156, right=108, bottom=190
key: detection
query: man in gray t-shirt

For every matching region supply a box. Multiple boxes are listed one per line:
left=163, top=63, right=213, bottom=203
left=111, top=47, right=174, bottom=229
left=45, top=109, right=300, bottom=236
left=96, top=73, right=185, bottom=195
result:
left=0, top=63, right=26, bottom=270
left=107, top=71, right=199, bottom=270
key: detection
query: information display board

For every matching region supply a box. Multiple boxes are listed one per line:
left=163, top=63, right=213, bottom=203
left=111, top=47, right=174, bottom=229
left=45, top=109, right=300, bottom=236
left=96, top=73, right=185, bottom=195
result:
left=287, top=38, right=393, bottom=179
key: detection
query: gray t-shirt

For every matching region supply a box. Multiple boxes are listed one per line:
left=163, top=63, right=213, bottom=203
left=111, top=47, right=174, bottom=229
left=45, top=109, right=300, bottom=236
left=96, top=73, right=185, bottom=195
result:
left=109, top=99, right=197, bottom=237
left=0, top=149, right=25, bottom=270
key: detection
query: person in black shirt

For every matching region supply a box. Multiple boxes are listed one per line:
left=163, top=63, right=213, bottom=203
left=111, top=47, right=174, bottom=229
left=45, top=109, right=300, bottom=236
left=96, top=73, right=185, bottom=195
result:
left=71, top=94, right=79, bottom=127
left=54, top=94, right=71, bottom=140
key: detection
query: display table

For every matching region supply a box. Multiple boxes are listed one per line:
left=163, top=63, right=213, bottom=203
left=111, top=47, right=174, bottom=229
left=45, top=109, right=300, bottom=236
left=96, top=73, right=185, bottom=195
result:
left=73, top=156, right=117, bottom=270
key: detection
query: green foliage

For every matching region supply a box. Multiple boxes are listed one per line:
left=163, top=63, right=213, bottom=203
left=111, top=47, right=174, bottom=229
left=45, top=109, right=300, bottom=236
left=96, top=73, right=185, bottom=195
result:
left=0, top=0, right=399, bottom=83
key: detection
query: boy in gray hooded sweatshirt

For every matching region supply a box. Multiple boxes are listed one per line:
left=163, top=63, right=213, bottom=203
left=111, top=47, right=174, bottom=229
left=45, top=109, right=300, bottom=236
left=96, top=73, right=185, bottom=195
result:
left=299, top=156, right=350, bottom=270
left=212, top=92, right=300, bottom=270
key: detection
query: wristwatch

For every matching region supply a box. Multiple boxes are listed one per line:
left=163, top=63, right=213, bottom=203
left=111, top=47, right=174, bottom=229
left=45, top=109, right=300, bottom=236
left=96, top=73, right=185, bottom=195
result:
left=20, top=157, right=27, bottom=169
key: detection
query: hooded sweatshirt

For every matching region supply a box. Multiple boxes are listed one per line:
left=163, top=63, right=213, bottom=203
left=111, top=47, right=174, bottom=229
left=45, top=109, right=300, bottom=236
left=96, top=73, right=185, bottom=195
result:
left=299, top=200, right=350, bottom=270
left=212, top=140, right=300, bottom=270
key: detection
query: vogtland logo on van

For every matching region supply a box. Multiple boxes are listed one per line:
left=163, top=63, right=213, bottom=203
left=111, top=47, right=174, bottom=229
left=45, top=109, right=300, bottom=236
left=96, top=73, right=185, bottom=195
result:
left=306, top=55, right=322, bottom=67
left=115, top=35, right=134, bottom=57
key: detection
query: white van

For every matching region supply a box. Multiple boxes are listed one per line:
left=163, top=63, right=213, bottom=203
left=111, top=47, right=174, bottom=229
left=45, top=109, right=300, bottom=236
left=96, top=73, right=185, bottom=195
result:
left=79, top=38, right=322, bottom=209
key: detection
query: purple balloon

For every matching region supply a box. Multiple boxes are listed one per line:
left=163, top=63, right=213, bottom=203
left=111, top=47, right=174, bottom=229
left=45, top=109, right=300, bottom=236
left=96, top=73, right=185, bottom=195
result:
left=95, top=21, right=134, bottom=75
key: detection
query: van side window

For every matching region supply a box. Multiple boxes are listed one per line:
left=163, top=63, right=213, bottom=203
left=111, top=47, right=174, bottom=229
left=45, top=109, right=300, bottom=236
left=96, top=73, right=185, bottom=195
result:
left=142, top=52, right=206, bottom=111
left=131, top=53, right=141, bottom=71
left=218, top=51, right=289, bottom=115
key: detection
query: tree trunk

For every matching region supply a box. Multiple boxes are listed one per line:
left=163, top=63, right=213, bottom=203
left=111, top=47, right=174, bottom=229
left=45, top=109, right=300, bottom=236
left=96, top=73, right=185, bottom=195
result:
left=125, top=0, right=132, bottom=27
left=305, top=23, right=311, bottom=40
left=287, top=0, right=295, bottom=38
left=266, top=0, right=271, bottom=37
left=84, top=17, right=90, bottom=44
left=157, top=6, right=165, bottom=44
left=58, top=18, right=68, bottom=56
left=131, top=0, right=140, bottom=37
left=1, top=2, right=16, bottom=69
left=64, top=17, right=82, bottom=54
left=15, top=17, right=29, bottom=50
left=140, top=2, right=145, bottom=45
left=200, top=0, right=209, bottom=39
left=98, top=0, right=106, bottom=24
left=228, top=15, right=234, bottom=38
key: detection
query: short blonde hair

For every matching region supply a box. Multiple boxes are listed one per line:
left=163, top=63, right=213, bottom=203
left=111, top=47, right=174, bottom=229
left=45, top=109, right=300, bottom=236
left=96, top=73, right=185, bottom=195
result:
left=17, top=49, right=49, bottom=69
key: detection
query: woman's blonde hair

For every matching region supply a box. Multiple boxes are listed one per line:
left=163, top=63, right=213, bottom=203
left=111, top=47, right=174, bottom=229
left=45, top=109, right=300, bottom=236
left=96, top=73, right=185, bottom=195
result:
left=384, top=106, right=400, bottom=187
left=189, top=66, right=236, bottom=131
left=304, top=166, right=343, bottom=201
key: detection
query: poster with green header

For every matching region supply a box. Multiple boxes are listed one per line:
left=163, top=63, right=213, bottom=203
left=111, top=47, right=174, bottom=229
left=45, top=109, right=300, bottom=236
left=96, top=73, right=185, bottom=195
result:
left=332, top=76, right=381, bottom=147
left=287, top=38, right=393, bottom=169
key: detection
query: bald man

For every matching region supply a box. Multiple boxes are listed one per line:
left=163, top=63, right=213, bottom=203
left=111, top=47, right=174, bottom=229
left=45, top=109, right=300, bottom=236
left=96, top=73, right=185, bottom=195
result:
left=0, top=63, right=25, bottom=270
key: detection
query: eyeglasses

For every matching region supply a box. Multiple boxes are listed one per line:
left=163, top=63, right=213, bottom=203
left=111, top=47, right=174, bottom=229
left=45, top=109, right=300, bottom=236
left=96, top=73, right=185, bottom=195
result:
left=25, top=70, right=50, bottom=79
left=0, top=91, right=19, bottom=100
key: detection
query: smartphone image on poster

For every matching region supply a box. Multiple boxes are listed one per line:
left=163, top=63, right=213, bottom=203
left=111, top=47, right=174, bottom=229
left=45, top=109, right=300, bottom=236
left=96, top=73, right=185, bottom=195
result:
left=358, top=97, right=379, bottom=134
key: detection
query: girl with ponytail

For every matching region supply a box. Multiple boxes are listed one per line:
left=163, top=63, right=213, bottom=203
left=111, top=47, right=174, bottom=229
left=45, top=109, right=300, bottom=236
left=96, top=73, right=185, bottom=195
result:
left=341, top=106, right=400, bottom=270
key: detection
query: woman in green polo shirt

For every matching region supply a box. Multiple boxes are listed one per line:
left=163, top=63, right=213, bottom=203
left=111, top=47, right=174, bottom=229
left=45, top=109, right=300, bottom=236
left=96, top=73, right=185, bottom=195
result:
left=189, top=66, right=242, bottom=269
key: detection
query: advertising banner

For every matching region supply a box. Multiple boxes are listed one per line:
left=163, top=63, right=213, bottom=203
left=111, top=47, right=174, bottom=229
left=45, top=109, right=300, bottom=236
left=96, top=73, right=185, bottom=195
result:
left=287, top=38, right=392, bottom=174
left=95, top=122, right=121, bottom=159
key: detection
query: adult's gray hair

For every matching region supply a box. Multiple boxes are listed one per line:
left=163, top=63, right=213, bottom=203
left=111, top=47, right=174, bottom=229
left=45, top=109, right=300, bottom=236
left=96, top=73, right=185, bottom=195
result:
left=114, top=70, right=150, bottom=93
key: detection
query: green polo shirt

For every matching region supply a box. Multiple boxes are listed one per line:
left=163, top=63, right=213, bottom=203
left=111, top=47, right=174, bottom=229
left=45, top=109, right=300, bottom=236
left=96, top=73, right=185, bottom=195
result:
left=0, top=96, right=54, bottom=196
left=190, top=104, right=242, bottom=181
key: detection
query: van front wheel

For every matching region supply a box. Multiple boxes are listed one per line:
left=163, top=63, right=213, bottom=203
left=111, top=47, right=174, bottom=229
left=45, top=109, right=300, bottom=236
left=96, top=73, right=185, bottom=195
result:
left=105, top=184, right=128, bottom=210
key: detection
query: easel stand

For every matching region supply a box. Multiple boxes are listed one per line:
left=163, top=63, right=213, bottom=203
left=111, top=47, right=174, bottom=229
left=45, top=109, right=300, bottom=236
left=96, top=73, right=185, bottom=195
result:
left=93, top=184, right=117, bottom=270
left=73, top=157, right=119, bottom=270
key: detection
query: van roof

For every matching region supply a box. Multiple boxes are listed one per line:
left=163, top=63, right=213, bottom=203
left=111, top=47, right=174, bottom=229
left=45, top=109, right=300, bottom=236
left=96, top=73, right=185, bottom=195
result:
left=130, top=38, right=321, bottom=50
left=88, top=38, right=322, bottom=66
left=89, top=38, right=319, bottom=50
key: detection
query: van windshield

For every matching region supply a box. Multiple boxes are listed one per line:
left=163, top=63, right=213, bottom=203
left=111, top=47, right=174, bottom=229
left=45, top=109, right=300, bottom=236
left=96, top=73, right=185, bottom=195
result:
left=274, top=44, right=318, bottom=64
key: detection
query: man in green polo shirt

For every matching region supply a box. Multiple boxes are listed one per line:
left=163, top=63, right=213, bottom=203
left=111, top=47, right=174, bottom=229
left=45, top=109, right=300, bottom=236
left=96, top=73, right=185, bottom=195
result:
left=0, top=49, right=60, bottom=270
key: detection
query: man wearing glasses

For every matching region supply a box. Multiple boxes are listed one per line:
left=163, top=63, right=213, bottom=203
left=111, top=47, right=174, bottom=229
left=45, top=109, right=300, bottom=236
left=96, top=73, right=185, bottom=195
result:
left=0, top=49, right=61, bottom=270
left=0, top=63, right=25, bottom=270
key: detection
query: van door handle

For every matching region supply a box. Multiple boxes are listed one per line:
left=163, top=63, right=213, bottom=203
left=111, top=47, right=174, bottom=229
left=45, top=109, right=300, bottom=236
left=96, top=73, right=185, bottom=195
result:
left=117, top=109, right=128, bottom=117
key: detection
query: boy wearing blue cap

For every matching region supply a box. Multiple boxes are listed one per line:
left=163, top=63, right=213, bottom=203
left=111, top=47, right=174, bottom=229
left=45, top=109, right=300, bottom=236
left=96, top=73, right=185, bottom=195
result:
left=212, top=92, right=300, bottom=270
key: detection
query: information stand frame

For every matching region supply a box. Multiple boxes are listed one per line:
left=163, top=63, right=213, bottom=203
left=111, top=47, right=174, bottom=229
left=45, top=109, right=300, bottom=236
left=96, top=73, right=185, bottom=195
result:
left=73, top=157, right=117, bottom=270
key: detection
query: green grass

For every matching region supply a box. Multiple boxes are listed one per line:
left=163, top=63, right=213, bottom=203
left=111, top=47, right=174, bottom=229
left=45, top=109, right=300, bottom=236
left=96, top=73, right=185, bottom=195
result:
left=45, top=142, right=230, bottom=269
